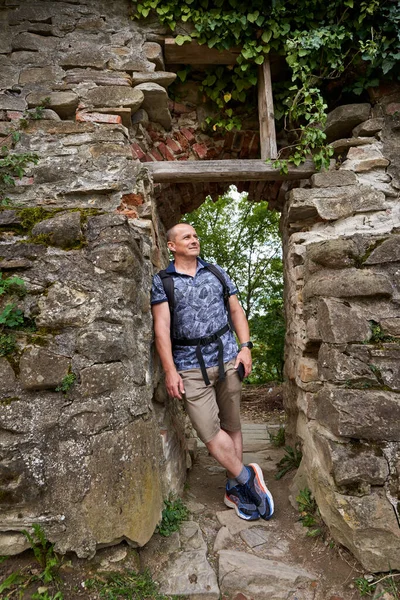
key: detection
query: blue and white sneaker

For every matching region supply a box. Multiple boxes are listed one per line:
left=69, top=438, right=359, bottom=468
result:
left=224, top=483, right=260, bottom=521
left=244, top=463, right=274, bottom=520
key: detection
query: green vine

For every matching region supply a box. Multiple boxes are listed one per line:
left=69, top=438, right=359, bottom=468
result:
left=133, top=0, right=400, bottom=169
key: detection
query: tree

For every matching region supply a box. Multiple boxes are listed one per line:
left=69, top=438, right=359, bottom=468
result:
left=182, top=189, right=285, bottom=382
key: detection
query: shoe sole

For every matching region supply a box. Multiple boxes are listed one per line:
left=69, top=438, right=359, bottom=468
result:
left=224, top=494, right=259, bottom=521
left=249, top=463, right=275, bottom=520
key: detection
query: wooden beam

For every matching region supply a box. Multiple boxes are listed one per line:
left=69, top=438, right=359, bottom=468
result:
left=145, top=159, right=315, bottom=183
left=164, top=37, right=240, bottom=65
left=258, top=58, right=277, bottom=160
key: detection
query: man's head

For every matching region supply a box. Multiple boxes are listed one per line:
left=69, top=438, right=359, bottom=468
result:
left=167, top=223, right=200, bottom=258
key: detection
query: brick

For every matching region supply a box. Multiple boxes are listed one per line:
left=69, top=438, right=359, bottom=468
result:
left=239, top=132, right=254, bottom=159
left=6, top=111, right=23, bottom=121
left=386, top=102, right=400, bottom=115
left=131, top=142, right=146, bottom=160
left=157, top=142, right=175, bottom=161
left=76, top=111, right=122, bottom=124
left=15, top=176, right=34, bottom=186
left=224, top=131, right=235, bottom=150
left=148, top=128, right=162, bottom=142
left=181, top=128, right=195, bottom=144
left=175, top=131, right=190, bottom=150
left=148, top=149, right=163, bottom=161
left=232, top=132, right=243, bottom=152
left=193, top=143, right=208, bottom=159
left=166, top=137, right=182, bottom=153
left=248, top=134, right=260, bottom=158
left=121, top=193, right=144, bottom=207
left=169, top=100, right=194, bottom=115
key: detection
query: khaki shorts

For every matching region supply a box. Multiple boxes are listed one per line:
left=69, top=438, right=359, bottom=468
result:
left=179, top=359, right=242, bottom=444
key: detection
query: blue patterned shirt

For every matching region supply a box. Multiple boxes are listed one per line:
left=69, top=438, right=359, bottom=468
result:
left=151, top=258, right=239, bottom=371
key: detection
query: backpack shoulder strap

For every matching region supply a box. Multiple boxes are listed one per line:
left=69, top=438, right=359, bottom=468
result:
left=158, top=269, right=174, bottom=337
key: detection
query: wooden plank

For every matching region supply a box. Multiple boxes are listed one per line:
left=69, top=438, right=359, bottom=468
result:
left=145, top=159, right=315, bottom=183
left=258, top=58, right=277, bottom=160
left=164, top=37, right=241, bottom=65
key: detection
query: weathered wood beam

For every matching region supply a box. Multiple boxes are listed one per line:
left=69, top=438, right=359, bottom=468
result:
left=164, top=37, right=241, bottom=65
left=145, top=159, right=316, bottom=183
left=258, top=59, right=277, bottom=160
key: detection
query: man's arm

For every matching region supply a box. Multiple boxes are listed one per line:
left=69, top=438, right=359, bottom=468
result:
left=152, top=302, right=185, bottom=399
left=229, top=295, right=252, bottom=377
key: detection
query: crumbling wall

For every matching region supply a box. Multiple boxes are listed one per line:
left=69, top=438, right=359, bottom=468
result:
left=0, top=0, right=188, bottom=557
left=283, top=97, right=400, bottom=571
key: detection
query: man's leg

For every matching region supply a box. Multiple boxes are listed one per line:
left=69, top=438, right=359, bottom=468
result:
left=205, top=429, right=243, bottom=477
left=223, top=429, right=243, bottom=478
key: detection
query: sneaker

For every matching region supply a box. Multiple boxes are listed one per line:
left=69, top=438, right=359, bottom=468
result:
left=244, top=463, right=274, bottom=520
left=224, top=483, right=260, bottom=521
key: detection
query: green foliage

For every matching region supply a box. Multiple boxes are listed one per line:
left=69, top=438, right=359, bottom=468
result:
left=296, top=487, right=324, bottom=537
left=353, top=576, right=376, bottom=597
left=156, top=497, right=189, bottom=537
left=368, top=320, right=397, bottom=343
left=0, top=303, right=24, bottom=328
left=84, top=569, right=172, bottom=600
left=275, top=443, right=302, bottom=479
left=269, top=425, right=285, bottom=447
left=0, top=272, right=29, bottom=356
left=55, top=373, right=76, bottom=394
left=1, top=524, right=63, bottom=599
left=134, top=0, right=400, bottom=168
left=0, top=273, right=25, bottom=297
left=183, top=190, right=284, bottom=383
left=0, top=332, right=16, bottom=356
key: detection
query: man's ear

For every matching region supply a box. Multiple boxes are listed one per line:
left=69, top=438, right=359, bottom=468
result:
left=167, top=241, right=175, bottom=253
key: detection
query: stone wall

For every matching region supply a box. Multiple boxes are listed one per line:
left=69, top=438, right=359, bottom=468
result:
left=283, top=99, right=400, bottom=571
left=0, top=0, right=188, bottom=557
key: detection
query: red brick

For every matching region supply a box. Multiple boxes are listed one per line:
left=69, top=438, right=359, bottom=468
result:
left=148, top=149, right=163, bottom=161
left=6, top=111, right=23, bottom=121
left=177, top=156, right=189, bottom=160
left=193, top=143, right=208, bottom=159
left=131, top=142, right=146, bottom=160
left=181, top=128, right=195, bottom=144
left=248, top=134, right=260, bottom=158
left=157, top=142, right=175, bottom=161
left=224, top=131, right=235, bottom=150
left=121, top=193, right=144, bottom=207
left=175, top=131, right=190, bottom=151
left=148, top=129, right=162, bottom=142
left=169, top=101, right=194, bottom=115
left=76, top=111, right=122, bottom=124
left=166, top=137, right=182, bottom=153
left=15, top=176, right=34, bottom=186
left=144, top=153, right=155, bottom=162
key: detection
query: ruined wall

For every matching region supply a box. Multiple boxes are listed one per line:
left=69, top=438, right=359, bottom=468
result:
left=283, top=98, right=400, bottom=571
left=0, top=0, right=189, bottom=557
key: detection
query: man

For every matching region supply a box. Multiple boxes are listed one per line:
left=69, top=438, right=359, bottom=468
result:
left=151, top=223, right=274, bottom=521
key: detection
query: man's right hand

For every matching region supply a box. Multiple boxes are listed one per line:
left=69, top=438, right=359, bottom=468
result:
left=165, top=369, right=185, bottom=400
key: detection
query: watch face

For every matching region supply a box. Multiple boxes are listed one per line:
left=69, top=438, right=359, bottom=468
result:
left=242, top=342, right=253, bottom=349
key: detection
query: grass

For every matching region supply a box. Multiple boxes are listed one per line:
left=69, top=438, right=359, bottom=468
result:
left=84, top=569, right=178, bottom=600
left=296, top=488, right=325, bottom=538
left=354, top=572, right=400, bottom=598
left=269, top=425, right=285, bottom=447
left=275, top=443, right=302, bottom=479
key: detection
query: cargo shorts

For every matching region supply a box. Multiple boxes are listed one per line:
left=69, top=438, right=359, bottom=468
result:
left=178, top=359, right=242, bottom=444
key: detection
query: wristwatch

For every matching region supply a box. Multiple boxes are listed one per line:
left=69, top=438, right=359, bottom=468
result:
left=239, top=341, right=253, bottom=349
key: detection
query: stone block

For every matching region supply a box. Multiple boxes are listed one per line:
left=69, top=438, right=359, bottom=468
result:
left=352, top=118, right=385, bottom=137
left=381, top=318, right=400, bottom=336
left=324, top=103, right=371, bottom=142
left=317, top=298, right=371, bottom=343
left=143, top=42, right=165, bottom=70
left=26, top=91, right=79, bottom=119
left=318, top=344, right=376, bottom=383
left=311, top=170, right=357, bottom=188
left=315, top=387, right=400, bottom=441
left=63, top=69, right=132, bottom=87
left=130, top=71, right=177, bottom=88
left=0, top=533, right=30, bottom=556
left=303, top=269, right=393, bottom=302
left=31, top=212, right=82, bottom=249
left=19, top=66, right=64, bottom=85
left=19, top=348, right=70, bottom=391
left=80, top=363, right=126, bottom=397
left=60, top=48, right=108, bottom=70
left=297, top=357, right=319, bottom=383
left=36, top=283, right=100, bottom=328
left=0, top=358, right=16, bottom=394
left=107, top=48, right=155, bottom=72
left=330, top=136, right=375, bottom=155
left=134, top=82, right=171, bottom=130
left=288, top=185, right=386, bottom=223
left=77, top=323, right=128, bottom=362
left=0, top=94, right=26, bottom=111
left=365, top=236, right=400, bottom=264
left=218, top=550, right=316, bottom=600
left=341, top=144, right=390, bottom=172
left=84, top=86, right=144, bottom=112
left=306, top=238, right=360, bottom=270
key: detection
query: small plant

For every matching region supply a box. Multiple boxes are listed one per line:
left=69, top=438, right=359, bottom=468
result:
left=275, top=443, right=302, bottom=479
left=84, top=569, right=170, bottom=600
left=22, top=524, right=62, bottom=585
left=353, top=576, right=376, bottom=597
left=368, top=320, right=397, bottom=344
left=0, top=332, right=17, bottom=356
left=55, top=373, right=76, bottom=393
left=0, top=273, right=26, bottom=297
left=269, top=426, right=285, bottom=447
left=156, top=496, right=189, bottom=537
left=296, top=487, right=324, bottom=538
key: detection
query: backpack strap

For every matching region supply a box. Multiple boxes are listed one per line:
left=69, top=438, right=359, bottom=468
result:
left=158, top=269, right=175, bottom=338
left=203, top=263, right=235, bottom=332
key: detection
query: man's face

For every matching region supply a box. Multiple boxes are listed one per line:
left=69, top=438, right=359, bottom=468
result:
left=168, top=224, right=200, bottom=258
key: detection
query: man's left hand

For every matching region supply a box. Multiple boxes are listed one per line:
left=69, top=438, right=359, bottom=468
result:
left=235, top=347, right=252, bottom=378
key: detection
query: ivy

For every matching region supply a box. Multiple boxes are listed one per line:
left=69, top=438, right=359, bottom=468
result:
left=133, top=0, right=400, bottom=169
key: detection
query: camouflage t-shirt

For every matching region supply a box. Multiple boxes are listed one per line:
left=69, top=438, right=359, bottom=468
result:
left=151, top=258, right=239, bottom=371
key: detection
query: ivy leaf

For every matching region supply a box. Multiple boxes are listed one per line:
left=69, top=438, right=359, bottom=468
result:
left=255, top=55, right=264, bottom=65
left=261, top=30, right=272, bottom=44
left=247, top=11, right=259, bottom=23
left=223, top=93, right=232, bottom=103
left=344, top=0, right=354, bottom=6
left=175, top=35, right=192, bottom=45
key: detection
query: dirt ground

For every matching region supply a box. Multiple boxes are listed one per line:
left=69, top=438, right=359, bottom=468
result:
left=0, top=385, right=397, bottom=599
